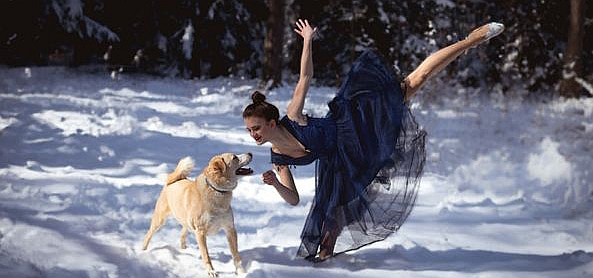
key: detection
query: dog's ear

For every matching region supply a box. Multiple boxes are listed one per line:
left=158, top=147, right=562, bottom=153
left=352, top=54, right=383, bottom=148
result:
left=205, top=157, right=229, bottom=185
left=212, top=157, right=227, bottom=174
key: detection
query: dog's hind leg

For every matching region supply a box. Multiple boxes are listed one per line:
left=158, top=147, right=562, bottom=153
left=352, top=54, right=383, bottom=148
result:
left=180, top=226, right=188, bottom=249
left=195, top=230, right=217, bottom=277
left=225, top=226, right=245, bottom=275
left=142, top=190, right=170, bottom=250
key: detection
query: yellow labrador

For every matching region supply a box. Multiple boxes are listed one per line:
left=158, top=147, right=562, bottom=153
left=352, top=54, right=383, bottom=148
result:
left=142, top=153, right=253, bottom=277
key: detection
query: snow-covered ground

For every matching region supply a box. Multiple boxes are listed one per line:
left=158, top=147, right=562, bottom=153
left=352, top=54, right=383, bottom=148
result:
left=1, top=66, right=592, bottom=278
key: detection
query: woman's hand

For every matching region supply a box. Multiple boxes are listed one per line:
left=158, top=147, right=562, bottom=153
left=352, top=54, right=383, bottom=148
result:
left=294, top=19, right=317, bottom=41
left=262, top=165, right=300, bottom=206
left=262, top=170, right=280, bottom=186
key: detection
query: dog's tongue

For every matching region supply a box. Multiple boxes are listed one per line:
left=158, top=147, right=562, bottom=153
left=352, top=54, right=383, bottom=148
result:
left=235, top=167, right=253, bottom=175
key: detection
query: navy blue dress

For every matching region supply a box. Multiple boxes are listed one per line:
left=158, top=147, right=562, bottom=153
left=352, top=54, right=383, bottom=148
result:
left=271, top=49, right=426, bottom=260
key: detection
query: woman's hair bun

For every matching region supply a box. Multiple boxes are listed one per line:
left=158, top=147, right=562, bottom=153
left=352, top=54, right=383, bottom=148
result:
left=251, top=91, right=266, bottom=104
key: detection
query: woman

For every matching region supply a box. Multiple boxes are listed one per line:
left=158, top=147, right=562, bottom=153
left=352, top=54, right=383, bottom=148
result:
left=243, top=19, right=504, bottom=261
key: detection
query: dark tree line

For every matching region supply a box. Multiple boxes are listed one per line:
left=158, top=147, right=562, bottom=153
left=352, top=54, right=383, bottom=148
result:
left=0, top=0, right=591, bottom=97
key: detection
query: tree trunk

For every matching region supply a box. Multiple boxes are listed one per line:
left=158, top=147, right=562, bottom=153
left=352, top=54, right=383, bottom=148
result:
left=559, top=0, right=584, bottom=98
left=263, top=0, right=285, bottom=89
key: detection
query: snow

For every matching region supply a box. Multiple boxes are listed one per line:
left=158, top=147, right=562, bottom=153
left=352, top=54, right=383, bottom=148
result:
left=1, top=65, right=592, bottom=278
left=182, top=22, right=194, bottom=61
left=527, top=137, right=572, bottom=186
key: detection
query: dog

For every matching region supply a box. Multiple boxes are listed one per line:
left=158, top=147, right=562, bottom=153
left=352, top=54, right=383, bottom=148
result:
left=142, top=153, right=253, bottom=277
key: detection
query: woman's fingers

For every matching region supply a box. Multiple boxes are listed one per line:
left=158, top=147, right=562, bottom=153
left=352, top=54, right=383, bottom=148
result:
left=295, top=19, right=311, bottom=30
left=294, top=19, right=316, bottom=38
left=262, top=170, right=277, bottom=185
left=296, top=19, right=303, bottom=30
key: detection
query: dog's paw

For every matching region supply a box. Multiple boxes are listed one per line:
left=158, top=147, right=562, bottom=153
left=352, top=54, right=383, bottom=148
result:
left=235, top=266, right=246, bottom=277
left=207, top=270, right=219, bottom=278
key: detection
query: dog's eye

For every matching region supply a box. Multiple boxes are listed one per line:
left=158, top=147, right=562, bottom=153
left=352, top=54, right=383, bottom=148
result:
left=233, top=155, right=239, bottom=161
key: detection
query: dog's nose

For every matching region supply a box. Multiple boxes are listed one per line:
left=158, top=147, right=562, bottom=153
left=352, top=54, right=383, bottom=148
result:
left=247, top=152, right=252, bottom=157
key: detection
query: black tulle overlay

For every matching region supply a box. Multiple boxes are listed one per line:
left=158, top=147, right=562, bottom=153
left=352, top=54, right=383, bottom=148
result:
left=271, top=49, right=426, bottom=260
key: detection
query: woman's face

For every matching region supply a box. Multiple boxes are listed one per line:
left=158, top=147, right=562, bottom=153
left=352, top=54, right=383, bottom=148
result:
left=244, top=116, right=276, bottom=145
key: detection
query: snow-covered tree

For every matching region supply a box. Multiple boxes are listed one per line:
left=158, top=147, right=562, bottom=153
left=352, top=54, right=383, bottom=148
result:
left=1, top=0, right=592, bottom=97
left=559, top=0, right=585, bottom=98
left=263, top=0, right=285, bottom=89
left=49, top=0, right=119, bottom=43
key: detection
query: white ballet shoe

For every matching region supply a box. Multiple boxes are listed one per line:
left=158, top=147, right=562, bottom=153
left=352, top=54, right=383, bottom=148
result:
left=484, top=22, right=505, bottom=41
left=464, top=22, right=505, bottom=53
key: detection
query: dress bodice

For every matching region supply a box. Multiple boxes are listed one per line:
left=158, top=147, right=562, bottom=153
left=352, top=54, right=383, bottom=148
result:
left=270, top=115, right=337, bottom=165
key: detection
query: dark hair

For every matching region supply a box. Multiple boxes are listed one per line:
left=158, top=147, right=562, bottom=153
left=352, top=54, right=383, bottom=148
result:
left=242, top=91, right=280, bottom=123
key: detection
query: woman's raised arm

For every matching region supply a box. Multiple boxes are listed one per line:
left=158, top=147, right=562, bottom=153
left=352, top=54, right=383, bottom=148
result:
left=287, top=19, right=317, bottom=124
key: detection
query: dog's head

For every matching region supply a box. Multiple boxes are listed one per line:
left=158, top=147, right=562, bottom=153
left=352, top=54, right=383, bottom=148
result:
left=204, top=152, right=253, bottom=192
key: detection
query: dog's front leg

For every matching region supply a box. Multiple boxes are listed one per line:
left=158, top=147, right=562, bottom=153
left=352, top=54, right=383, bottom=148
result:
left=196, top=230, right=217, bottom=277
left=226, top=226, right=245, bottom=275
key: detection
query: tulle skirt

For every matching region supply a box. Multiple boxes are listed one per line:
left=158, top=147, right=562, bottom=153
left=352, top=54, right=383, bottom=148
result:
left=297, top=49, right=427, bottom=260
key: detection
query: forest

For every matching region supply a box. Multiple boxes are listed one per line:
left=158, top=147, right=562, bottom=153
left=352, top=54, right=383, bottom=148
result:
left=1, top=0, right=592, bottom=97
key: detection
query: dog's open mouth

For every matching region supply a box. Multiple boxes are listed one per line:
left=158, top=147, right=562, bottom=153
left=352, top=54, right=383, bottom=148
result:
left=235, top=167, right=253, bottom=175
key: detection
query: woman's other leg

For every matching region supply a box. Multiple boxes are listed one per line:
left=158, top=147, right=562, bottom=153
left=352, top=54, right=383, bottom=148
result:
left=403, top=22, right=504, bottom=100
left=318, top=222, right=340, bottom=260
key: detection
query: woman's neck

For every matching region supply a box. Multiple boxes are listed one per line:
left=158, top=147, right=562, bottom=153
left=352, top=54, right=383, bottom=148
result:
left=269, top=124, right=309, bottom=158
left=269, top=125, right=293, bottom=148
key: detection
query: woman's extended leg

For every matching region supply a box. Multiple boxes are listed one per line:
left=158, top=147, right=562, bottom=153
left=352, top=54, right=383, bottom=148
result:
left=403, top=22, right=504, bottom=100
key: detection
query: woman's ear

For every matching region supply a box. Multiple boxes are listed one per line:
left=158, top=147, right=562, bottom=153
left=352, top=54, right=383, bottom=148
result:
left=269, top=119, right=277, bottom=129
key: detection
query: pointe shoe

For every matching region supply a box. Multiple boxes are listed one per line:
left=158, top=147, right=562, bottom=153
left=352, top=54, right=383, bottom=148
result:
left=469, top=22, right=504, bottom=43
left=484, top=22, right=505, bottom=41
left=465, top=22, right=505, bottom=53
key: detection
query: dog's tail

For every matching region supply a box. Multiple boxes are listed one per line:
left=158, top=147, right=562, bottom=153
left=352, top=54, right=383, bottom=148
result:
left=166, top=156, right=194, bottom=186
